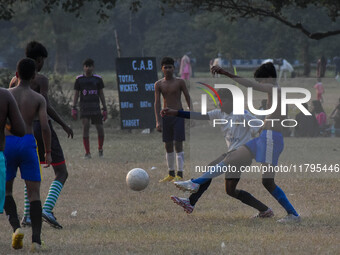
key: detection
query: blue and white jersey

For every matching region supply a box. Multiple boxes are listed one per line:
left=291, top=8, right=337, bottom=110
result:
left=207, top=109, right=261, bottom=152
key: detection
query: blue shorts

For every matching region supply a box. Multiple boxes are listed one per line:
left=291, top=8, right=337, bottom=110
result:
left=4, top=135, right=42, bottom=182
left=244, top=130, right=284, bottom=166
left=0, top=151, right=5, bottom=214
left=162, top=116, right=185, bottom=142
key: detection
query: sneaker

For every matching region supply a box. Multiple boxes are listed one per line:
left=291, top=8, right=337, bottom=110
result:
left=84, top=153, right=91, bottom=159
left=252, top=208, right=274, bottom=218
left=159, top=174, right=175, bottom=183
left=21, top=215, right=32, bottom=227
left=174, top=180, right=200, bottom=193
left=170, top=195, right=194, bottom=214
left=171, top=175, right=183, bottom=182
left=12, top=228, right=24, bottom=249
left=30, top=241, right=46, bottom=253
left=42, top=210, right=63, bottom=229
left=98, top=150, right=103, bottom=158
left=277, top=214, right=301, bottom=224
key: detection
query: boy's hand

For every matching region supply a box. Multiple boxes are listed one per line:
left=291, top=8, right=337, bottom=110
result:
left=44, top=152, right=52, bottom=168
left=161, top=108, right=178, bottom=117
left=71, top=108, right=78, bottom=120
left=211, top=65, right=224, bottom=75
left=63, top=124, right=73, bottom=139
left=156, top=121, right=162, bottom=132
left=102, top=110, right=108, bottom=121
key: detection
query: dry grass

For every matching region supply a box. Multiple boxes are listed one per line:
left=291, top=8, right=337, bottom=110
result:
left=0, top=76, right=339, bottom=254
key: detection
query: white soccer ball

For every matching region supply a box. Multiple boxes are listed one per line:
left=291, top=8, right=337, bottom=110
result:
left=126, top=168, right=149, bottom=191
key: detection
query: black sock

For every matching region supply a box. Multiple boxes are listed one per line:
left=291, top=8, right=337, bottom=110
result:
left=4, top=195, right=20, bottom=232
left=177, top=171, right=183, bottom=178
left=30, top=200, right=42, bottom=245
left=236, top=190, right=268, bottom=212
left=169, top=170, right=175, bottom=177
left=189, top=179, right=212, bottom=206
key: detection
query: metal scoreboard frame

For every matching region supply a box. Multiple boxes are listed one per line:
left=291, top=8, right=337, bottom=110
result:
left=116, top=57, right=158, bottom=129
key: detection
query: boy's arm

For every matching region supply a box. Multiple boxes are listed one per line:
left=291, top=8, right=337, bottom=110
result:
left=161, top=108, right=209, bottom=120
left=39, top=77, right=73, bottom=138
left=154, top=82, right=162, bottom=132
left=7, top=91, right=26, bottom=137
left=38, top=96, right=52, bottom=167
left=211, top=65, right=274, bottom=93
left=98, top=89, right=107, bottom=121
left=9, top=77, right=18, bottom=88
left=180, top=80, right=193, bottom=110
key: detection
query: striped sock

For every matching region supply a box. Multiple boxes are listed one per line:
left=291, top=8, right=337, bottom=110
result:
left=24, top=185, right=30, bottom=217
left=43, top=180, right=63, bottom=213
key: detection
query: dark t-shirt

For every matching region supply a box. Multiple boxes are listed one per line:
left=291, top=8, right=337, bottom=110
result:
left=74, top=74, right=104, bottom=116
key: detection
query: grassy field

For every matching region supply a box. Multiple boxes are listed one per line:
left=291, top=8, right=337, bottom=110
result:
left=0, top=75, right=340, bottom=254
left=0, top=127, right=339, bottom=254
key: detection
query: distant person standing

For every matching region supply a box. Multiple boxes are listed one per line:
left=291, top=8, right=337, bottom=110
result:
left=317, top=56, right=327, bottom=78
left=314, top=78, right=325, bottom=103
left=154, top=57, right=193, bottom=182
left=72, top=58, right=108, bottom=159
left=333, top=56, right=340, bottom=78
left=330, top=98, right=340, bottom=137
left=179, top=55, right=192, bottom=81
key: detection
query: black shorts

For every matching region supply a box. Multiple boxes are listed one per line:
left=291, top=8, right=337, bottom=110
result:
left=33, top=120, right=65, bottom=166
left=208, top=150, right=252, bottom=180
left=81, top=114, right=103, bottom=125
left=162, top=116, right=185, bottom=142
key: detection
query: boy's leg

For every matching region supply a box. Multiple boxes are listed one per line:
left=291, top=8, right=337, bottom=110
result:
left=174, top=141, right=184, bottom=179
left=95, top=123, right=104, bottom=157
left=159, top=142, right=176, bottom=182
left=4, top=179, right=20, bottom=232
left=225, top=178, right=271, bottom=215
left=160, top=116, right=176, bottom=182
left=4, top=179, right=24, bottom=250
left=188, top=153, right=227, bottom=206
left=25, top=180, right=42, bottom=245
left=262, top=167, right=299, bottom=220
left=82, top=118, right=91, bottom=157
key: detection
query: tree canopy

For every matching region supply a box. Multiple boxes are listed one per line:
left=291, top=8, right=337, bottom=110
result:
left=1, top=0, right=339, bottom=39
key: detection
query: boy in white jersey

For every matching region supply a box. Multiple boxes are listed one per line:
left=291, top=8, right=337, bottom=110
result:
left=174, top=63, right=300, bottom=223
left=161, top=89, right=273, bottom=216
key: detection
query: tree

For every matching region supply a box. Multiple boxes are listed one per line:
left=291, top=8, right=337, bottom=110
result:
left=1, top=1, right=339, bottom=40
left=159, top=0, right=340, bottom=40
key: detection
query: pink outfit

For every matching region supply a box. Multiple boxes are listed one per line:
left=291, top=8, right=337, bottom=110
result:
left=316, top=112, right=327, bottom=127
left=180, top=55, right=191, bottom=80
left=314, top=82, right=324, bottom=100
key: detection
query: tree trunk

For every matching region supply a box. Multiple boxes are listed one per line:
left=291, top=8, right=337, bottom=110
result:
left=303, top=39, right=310, bottom=76
left=51, top=11, right=70, bottom=74
left=54, top=38, right=69, bottom=74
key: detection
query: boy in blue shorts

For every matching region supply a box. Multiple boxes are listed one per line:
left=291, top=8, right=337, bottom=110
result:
left=4, top=58, right=52, bottom=251
left=0, top=88, right=25, bottom=215
left=162, top=89, right=273, bottom=217
left=10, top=41, right=73, bottom=229
left=175, top=63, right=300, bottom=223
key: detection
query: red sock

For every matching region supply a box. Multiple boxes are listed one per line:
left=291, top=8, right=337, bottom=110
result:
left=98, top=136, right=104, bottom=150
left=83, top=137, right=90, bottom=154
